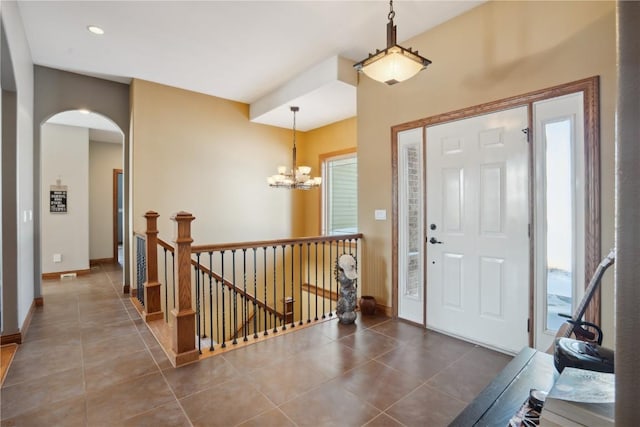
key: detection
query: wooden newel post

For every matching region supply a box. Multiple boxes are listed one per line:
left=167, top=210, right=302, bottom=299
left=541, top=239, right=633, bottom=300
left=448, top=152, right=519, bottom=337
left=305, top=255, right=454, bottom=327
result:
left=143, top=211, right=164, bottom=321
left=170, top=211, right=199, bottom=366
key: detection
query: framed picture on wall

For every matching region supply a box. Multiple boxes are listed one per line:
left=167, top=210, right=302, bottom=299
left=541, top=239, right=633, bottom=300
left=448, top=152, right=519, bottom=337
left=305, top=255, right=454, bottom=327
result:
left=50, top=184, right=68, bottom=213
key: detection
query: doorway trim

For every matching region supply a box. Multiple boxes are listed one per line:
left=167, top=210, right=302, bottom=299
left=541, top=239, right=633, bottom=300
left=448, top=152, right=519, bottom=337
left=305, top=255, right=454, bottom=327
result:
left=391, top=76, right=600, bottom=345
left=113, top=168, right=123, bottom=263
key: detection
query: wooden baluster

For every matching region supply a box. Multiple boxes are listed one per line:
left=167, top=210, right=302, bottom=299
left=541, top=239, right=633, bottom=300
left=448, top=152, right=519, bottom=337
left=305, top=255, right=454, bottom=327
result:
left=281, top=245, right=287, bottom=331
left=170, top=211, right=199, bottom=366
left=143, top=211, right=163, bottom=321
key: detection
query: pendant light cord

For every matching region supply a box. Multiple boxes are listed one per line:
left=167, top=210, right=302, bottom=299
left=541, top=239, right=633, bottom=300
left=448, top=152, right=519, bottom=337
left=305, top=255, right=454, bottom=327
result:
left=291, top=106, right=298, bottom=173
left=292, top=107, right=297, bottom=149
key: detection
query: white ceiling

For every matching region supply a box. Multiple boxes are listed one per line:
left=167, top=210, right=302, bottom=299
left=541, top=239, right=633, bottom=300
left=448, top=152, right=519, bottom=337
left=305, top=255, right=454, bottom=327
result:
left=17, top=0, right=482, bottom=131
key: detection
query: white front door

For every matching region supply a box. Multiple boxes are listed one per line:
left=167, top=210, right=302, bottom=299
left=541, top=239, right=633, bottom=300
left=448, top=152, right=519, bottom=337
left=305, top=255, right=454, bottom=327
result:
left=397, top=128, right=425, bottom=325
left=426, top=106, right=530, bottom=354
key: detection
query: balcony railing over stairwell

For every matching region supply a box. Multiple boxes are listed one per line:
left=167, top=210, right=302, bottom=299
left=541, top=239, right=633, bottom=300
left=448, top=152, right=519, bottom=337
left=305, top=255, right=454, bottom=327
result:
left=133, top=210, right=363, bottom=367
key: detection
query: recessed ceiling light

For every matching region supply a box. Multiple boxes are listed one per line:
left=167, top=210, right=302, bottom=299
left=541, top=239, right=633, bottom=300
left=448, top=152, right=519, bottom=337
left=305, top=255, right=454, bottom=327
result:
left=87, top=25, right=104, bottom=35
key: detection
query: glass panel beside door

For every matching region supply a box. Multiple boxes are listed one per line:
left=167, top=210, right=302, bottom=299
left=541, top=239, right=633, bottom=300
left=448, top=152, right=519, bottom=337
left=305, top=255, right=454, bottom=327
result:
left=533, top=92, right=586, bottom=351
left=543, top=118, right=574, bottom=331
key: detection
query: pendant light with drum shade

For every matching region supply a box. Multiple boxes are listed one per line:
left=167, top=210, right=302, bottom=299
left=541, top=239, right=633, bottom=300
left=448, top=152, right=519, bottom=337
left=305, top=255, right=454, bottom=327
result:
left=354, top=0, right=432, bottom=85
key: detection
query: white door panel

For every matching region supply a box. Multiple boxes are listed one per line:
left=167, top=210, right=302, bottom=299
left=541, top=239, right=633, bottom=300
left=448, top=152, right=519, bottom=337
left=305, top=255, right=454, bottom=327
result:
left=426, top=107, right=529, bottom=354
left=442, top=252, right=463, bottom=309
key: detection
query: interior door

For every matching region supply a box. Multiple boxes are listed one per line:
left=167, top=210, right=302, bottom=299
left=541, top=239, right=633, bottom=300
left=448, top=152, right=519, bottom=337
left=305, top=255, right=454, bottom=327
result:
left=426, top=106, right=530, bottom=354
left=113, top=168, right=124, bottom=264
left=397, top=128, right=425, bottom=325
left=117, top=171, right=123, bottom=244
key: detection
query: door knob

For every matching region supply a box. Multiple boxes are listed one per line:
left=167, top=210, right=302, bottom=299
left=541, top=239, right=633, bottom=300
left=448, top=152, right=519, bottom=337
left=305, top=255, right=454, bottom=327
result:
left=429, top=237, right=443, bottom=244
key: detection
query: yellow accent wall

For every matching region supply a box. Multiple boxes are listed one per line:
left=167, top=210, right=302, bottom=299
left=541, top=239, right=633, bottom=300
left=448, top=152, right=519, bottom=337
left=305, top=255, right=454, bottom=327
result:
left=356, top=1, right=616, bottom=345
left=293, top=117, right=357, bottom=237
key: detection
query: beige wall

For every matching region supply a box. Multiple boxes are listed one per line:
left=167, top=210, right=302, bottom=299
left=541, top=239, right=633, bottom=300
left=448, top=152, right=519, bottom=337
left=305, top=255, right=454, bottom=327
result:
left=294, top=117, right=357, bottom=237
left=356, top=1, right=616, bottom=345
left=131, top=79, right=304, bottom=245
left=89, top=140, right=123, bottom=260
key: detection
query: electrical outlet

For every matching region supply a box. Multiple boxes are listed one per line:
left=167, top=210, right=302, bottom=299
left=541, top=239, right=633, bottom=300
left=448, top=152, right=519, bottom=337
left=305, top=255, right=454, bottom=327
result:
left=53, top=253, right=62, bottom=263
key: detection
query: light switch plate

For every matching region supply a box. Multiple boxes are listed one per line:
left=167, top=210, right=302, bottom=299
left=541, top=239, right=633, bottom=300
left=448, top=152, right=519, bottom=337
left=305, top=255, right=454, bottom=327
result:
left=374, top=209, right=387, bottom=221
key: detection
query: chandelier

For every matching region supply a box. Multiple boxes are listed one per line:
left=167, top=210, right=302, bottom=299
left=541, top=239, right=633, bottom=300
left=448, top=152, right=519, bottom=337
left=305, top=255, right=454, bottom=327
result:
left=267, top=106, right=322, bottom=190
left=354, top=0, right=432, bottom=85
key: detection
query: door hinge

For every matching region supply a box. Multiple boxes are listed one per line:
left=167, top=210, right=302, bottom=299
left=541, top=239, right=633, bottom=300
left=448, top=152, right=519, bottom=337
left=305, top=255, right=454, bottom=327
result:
left=522, top=128, right=530, bottom=142
left=528, top=224, right=531, bottom=238
left=527, top=318, right=531, bottom=333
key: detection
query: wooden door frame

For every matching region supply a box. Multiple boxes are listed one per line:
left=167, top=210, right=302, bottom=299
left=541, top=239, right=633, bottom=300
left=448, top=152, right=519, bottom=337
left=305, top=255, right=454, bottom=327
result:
left=113, top=169, right=123, bottom=263
left=391, top=76, right=600, bottom=347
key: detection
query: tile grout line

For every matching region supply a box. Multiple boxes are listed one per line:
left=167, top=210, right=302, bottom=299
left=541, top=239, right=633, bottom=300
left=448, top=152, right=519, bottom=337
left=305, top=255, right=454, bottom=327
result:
left=365, top=412, right=408, bottom=427
left=421, top=381, right=469, bottom=406
left=79, top=268, right=90, bottom=426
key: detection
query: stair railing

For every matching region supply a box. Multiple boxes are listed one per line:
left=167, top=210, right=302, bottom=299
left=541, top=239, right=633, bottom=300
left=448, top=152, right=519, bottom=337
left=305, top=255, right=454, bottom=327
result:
left=133, top=210, right=362, bottom=366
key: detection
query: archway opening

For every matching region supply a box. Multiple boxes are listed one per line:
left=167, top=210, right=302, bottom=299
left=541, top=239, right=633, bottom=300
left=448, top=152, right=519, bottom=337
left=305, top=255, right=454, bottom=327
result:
left=40, top=110, right=125, bottom=280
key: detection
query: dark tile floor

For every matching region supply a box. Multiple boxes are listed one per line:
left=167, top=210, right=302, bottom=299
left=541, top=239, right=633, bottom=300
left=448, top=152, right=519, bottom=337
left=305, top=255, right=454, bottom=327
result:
left=0, top=264, right=512, bottom=426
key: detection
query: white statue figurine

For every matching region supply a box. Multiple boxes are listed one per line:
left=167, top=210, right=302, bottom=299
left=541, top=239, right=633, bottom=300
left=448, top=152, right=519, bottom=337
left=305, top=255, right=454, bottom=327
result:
left=336, top=254, right=357, bottom=324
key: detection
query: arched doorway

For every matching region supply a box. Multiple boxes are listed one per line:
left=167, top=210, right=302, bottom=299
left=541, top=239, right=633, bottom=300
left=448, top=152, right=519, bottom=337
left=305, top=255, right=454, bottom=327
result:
left=40, top=110, right=125, bottom=279
left=32, top=66, right=131, bottom=303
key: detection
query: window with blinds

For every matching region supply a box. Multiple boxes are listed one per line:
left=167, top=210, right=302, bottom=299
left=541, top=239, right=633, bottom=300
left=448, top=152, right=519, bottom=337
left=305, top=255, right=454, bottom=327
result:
left=323, top=153, right=357, bottom=235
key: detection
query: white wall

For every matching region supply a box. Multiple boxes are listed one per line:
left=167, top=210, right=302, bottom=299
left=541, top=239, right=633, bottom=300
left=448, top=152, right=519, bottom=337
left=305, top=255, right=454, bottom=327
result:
left=1, top=1, right=35, bottom=333
left=41, top=123, right=89, bottom=274
left=89, top=140, right=122, bottom=260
